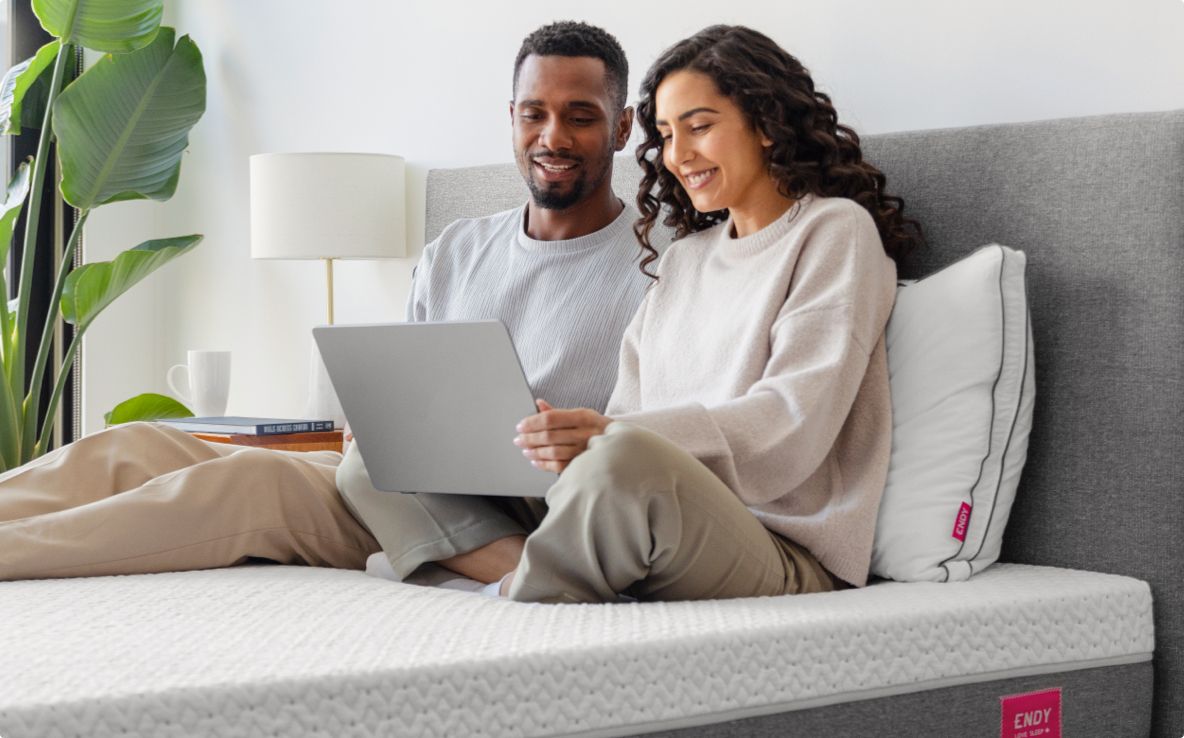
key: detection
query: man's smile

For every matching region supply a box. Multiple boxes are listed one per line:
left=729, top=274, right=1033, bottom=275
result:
left=532, top=155, right=581, bottom=182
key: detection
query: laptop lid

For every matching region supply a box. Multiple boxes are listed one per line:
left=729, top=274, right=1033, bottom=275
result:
left=313, top=320, right=556, bottom=497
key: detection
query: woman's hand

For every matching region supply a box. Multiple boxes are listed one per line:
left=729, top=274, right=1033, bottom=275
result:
left=514, top=399, right=612, bottom=474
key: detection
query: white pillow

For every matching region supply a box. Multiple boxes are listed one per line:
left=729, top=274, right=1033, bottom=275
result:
left=870, top=244, right=1035, bottom=583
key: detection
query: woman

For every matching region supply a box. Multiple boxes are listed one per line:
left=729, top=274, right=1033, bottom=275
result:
left=501, top=25, right=923, bottom=603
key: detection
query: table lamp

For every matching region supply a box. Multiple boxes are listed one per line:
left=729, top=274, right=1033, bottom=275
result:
left=250, top=152, right=406, bottom=426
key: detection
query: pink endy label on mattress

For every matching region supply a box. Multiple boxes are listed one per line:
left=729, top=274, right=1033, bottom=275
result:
left=952, top=501, right=972, bottom=541
left=999, top=687, right=1061, bottom=738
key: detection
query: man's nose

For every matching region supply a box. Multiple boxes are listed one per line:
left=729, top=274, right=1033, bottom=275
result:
left=539, top=118, right=574, bottom=153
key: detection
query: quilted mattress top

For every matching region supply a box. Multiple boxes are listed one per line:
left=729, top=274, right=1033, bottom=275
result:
left=0, top=563, right=1153, bottom=737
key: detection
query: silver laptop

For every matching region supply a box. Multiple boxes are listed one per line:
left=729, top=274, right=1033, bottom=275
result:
left=313, top=320, right=556, bottom=497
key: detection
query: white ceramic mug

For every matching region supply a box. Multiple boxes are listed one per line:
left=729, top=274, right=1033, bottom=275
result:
left=167, top=350, right=231, bottom=417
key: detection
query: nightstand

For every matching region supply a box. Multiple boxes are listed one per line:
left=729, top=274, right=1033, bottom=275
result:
left=192, top=430, right=345, bottom=452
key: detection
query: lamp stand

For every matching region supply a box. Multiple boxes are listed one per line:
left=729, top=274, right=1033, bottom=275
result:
left=304, top=257, right=345, bottom=427
left=324, top=257, right=335, bottom=325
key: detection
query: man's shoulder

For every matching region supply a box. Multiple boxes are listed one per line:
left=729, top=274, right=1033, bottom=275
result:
left=429, top=205, right=525, bottom=256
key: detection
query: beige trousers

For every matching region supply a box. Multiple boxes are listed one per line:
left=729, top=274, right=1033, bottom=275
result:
left=338, top=422, right=840, bottom=604
left=0, top=422, right=379, bottom=580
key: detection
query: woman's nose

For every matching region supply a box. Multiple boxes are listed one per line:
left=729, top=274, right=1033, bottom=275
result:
left=666, top=132, right=691, bottom=167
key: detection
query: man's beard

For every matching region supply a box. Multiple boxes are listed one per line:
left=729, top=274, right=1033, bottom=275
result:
left=527, top=176, right=586, bottom=210
left=524, top=147, right=612, bottom=211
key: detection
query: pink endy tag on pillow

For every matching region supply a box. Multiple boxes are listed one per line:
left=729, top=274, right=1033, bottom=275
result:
left=999, top=687, right=1061, bottom=738
left=952, top=501, right=972, bottom=541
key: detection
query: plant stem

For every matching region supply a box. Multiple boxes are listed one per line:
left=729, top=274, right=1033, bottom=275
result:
left=33, top=325, right=81, bottom=459
left=22, top=209, right=88, bottom=451
left=12, top=41, right=71, bottom=458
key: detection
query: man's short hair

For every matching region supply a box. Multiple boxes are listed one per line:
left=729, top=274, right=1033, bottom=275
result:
left=513, top=21, right=629, bottom=113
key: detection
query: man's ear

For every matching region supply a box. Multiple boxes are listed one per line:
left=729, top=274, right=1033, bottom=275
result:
left=615, top=106, right=635, bottom=151
left=509, top=101, right=516, bottom=124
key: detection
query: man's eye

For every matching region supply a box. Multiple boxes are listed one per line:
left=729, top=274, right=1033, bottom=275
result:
left=520, top=113, right=543, bottom=121
left=571, top=117, right=595, bottom=125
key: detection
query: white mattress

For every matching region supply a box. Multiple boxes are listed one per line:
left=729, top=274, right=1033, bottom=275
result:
left=0, top=562, right=1152, bottom=738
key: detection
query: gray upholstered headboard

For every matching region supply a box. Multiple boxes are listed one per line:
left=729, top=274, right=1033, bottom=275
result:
left=424, top=109, right=1184, bottom=737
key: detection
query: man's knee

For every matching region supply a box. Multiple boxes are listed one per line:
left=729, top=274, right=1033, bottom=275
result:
left=94, top=420, right=171, bottom=444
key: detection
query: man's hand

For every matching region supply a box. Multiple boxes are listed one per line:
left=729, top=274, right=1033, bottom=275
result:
left=514, top=399, right=611, bottom=474
left=343, top=420, right=353, bottom=453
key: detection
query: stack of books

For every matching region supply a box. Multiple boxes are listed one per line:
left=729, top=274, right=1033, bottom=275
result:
left=159, top=417, right=342, bottom=452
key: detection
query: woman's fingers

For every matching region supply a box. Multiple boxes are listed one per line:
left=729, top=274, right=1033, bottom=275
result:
left=517, top=406, right=600, bottom=434
left=514, top=427, right=591, bottom=449
left=530, top=458, right=568, bottom=474
left=523, top=443, right=583, bottom=462
left=515, top=404, right=608, bottom=475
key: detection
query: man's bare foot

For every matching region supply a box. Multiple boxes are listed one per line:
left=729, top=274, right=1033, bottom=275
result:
left=439, top=535, right=525, bottom=584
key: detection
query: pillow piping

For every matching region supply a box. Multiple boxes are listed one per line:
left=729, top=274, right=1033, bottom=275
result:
left=935, top=245, right=1030, bottom=581
left=966, top=303, right=1032, bottom=576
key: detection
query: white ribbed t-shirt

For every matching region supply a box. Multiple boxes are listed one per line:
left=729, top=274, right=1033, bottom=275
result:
left=408, top=203, right=654, bottom=412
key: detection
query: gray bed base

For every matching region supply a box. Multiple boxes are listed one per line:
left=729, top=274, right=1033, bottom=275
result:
left=641, top=663, right=1152, bottom=738
left=425, top=109, right=1184, bottom=737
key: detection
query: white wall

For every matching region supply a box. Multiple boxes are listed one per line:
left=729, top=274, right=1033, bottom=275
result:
left=80, top=0, right=1184, bottom=433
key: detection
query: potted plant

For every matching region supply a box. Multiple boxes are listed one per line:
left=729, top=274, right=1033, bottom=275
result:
left=0, top=0, right=206, bottom=472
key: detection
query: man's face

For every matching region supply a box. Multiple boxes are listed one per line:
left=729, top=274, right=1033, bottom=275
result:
left=511, top=54, right=628, bottom=210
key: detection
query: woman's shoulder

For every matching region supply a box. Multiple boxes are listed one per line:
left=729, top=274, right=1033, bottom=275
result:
left=773, top=195, right=895, bottom=298
left=797, top=196, right=885, bottom=255
left=799, top=195, right=877, bottom=231
left=655, top=220, right=729, bottom=268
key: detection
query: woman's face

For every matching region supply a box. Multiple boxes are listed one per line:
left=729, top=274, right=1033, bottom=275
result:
left=654, top=69, right=772, bottom=216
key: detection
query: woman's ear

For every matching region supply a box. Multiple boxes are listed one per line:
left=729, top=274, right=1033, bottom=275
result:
left=755, top=123, right=774, bottom=147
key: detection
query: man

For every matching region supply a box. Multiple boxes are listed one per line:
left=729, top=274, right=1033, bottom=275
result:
left=0, top=21, right=654, bottom=585
left=337, top=21, right=653, bottom=595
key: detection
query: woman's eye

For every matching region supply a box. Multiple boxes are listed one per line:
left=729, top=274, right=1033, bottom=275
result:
left=691, top=124, right=711, bottom=134
left=659, top=132, right=672, bottom=141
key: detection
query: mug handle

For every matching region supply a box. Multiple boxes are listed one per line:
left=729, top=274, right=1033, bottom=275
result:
left=167, top=364, right=191, bottom=404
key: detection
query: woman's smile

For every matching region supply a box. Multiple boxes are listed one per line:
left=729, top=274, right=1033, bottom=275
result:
left=682, top=167, right=718, bottom=190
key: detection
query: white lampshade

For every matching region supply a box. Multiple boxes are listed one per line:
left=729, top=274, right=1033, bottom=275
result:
left=250, top=152, right=406, bottom=260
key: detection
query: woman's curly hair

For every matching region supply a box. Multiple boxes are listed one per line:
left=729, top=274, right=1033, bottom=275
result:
left=634, top=25, right=924, bottom=279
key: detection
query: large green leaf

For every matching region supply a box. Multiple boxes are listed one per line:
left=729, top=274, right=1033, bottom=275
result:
left=0, top=161, right=25, bottom=466
left=53, top=27, right=206, bottom=209
left=0, top=161, right=31, bottom=350
left=0, top=41, right=59, bottom=135
left=61, top=234, right=201, bottom=331
left=32, top=0, right=162, bottom=53
left=104, top=392, right=192, bottom=426
left=0, top=161, right=31, bottom=273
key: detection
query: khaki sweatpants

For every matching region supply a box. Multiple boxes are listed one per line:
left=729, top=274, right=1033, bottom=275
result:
left=338, top=421, right=841, bottom=604
left=0, top=422, right=379, bottom=580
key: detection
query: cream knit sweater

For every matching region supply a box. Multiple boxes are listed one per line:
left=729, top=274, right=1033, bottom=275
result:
left=606, top=194, right=898, bottom=587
